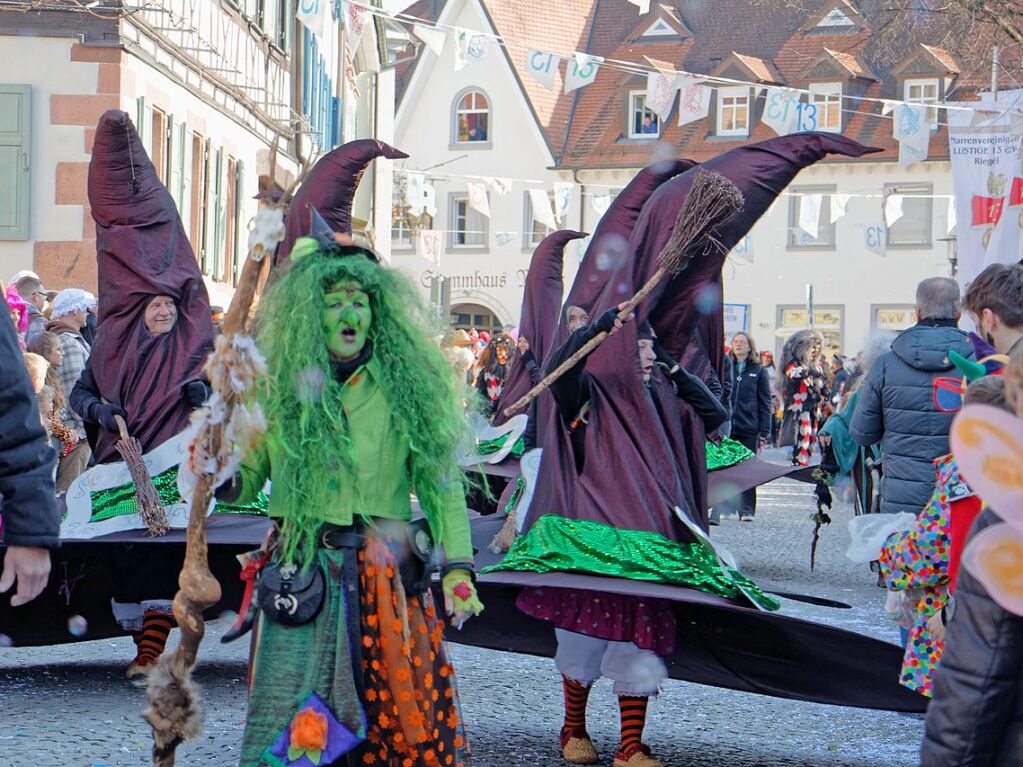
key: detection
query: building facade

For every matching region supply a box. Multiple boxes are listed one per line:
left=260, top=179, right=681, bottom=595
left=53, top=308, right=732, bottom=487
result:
left=392, top=0, right=996, bottom=357
left=0, top=0, right=399, bottom=304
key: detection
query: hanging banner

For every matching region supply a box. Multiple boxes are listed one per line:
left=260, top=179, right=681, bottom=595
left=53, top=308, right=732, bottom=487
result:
left=677, top=76, right=712, bottom=126
left=413, top=23, right=446, bottom=56
left=296, top=0, right=333, bottom=42
left=380, top=0, right=415, bottom=14
left=467, top=180, right=491, bottom=218
left=730, top=235, right=753, bottom=264
left=893, top=103, right=929, bottom=167
left=565, top=53, right=600, bottom=94
left=884, top=193, right=904, bottom=227
left=627, top=0, right=651, bottom=12
left=859, top=222, right=887, bottom=256
left=342, top=0, right=368, bottom=49
left=591, top=193, right=612, bottom=217
left=830, top=193, right=851, bottom=224
left=797, top=194, right=822, bottom=239
left=554, top=182, right=574, bottom=221
left=418, top=230, right=443, bottom=265
left=645, top=70, right=677, bottom=122
left=454, top=29, right=489, bottom=71
left=495, top=232, right=516, bottom=246
left=405, top=171, right=425, bottom=215
left=529, top=188, right=557, bottom=230
left=526, top=50, right=560, bottom=90
left=761, top=87, right=802, bottom=136
left=948, top=92, right=1023, bottom=286
left=486, top=177, right=513, bottom=196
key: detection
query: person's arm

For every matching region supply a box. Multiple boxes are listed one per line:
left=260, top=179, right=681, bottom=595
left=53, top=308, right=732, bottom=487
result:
left=216, top=436, right=271, bottom=506
left=849, top=361, right=885, bottom=447
left=545, top=307, right=622, bottom=423
left=71, top=366, right=126, bottom=433
left=756, top=368, right=772, bottom=441
left=0, top=298, right=59, bottom=606
left=654, top=341, right=727, bottom=431
left=521, top=349, right=542, bottom=386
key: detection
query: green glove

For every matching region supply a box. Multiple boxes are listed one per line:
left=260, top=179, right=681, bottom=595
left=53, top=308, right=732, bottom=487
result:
left=442, top=569, right=483, bottom=628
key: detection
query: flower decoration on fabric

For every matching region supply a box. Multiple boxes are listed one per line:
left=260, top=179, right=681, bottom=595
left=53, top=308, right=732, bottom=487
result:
left=264, top=691, right=364, bottom=766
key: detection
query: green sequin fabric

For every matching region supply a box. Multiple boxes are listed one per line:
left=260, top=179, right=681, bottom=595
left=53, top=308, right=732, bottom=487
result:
left=484, top=515, right=780, bottom=611
left=705, top=436, right=755, bottom=471
left=89, top=466, right=269, bottom=523
left=476, top=433, right=526, bottom=459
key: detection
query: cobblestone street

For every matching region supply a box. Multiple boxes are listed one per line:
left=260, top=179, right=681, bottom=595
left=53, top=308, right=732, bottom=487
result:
left=1, top=456, right=925, bottom=766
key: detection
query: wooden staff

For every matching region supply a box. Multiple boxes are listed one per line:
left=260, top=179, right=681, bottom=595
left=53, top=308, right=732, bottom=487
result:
left=502, top=170, right=744, bottom=418
left=113, top=414, right=168, bottom=536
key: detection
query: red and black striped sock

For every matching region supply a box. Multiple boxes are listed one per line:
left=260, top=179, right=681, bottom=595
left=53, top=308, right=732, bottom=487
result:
left=617, top=695, right=649, bottom=754
left=561, top=676, right=591, bottom=734
left=136, top=611, right=174, bottom=665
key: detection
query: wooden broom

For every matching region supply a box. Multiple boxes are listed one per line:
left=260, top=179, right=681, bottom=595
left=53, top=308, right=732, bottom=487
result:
left=113, top=413, right=169, bottom=536
left=502, top=170, right=744, bottom=418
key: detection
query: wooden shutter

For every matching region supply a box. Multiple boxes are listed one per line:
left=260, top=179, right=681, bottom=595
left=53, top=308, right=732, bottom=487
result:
left=0, top=85, right=30, bottom=241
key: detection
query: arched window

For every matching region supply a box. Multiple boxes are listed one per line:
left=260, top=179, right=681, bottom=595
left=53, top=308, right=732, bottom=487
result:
left=453, top=89, right=491, bottom=144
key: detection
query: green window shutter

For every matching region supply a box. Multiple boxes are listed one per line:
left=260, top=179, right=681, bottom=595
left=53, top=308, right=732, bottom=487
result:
left=135, top=96, right=148, bottom=151
left=0, top=85, right=31, bottom=241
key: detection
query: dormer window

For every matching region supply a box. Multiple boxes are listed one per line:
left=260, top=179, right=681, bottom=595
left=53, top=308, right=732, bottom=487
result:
left=628, top=92, right=660, bottom=139
left=904, top=78, right=940, bottom=127
left=809, top=82, right=842, bottom=132
left=717, top=86, right=750, bottom=137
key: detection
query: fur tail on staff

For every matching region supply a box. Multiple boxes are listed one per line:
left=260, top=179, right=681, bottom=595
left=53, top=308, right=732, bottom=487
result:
left=113, top=414, right=168, bottom=536
left=143, top=148, right=299, bottom=767
left=502, top=170, right=744, bottom=418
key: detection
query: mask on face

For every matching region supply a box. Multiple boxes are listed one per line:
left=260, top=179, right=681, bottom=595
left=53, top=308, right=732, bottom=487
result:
left=323, top=281, right=372, bottom=361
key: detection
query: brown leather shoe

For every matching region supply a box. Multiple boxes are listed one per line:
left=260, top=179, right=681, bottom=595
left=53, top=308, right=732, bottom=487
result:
left=613, top=744, right=664, bottom=767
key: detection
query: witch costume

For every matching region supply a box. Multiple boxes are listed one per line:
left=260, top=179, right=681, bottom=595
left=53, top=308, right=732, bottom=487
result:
left=778, top=330, right=825, bottom=466
left=227, top=229, right=481, bottom=767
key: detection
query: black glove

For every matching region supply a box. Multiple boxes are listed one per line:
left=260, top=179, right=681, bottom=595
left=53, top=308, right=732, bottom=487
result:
left=91, top=402, right=127, bottom=433
left=652, top=339, right=676, bottom=370
left=183, top=380, right=210, bottom=408
left=593, top=307, right=621, bottom=335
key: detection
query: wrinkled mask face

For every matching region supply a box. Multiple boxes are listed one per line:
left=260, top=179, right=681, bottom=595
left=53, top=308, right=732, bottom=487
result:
left=144, top=295, right=178, bottom=335
left=638, top=339, right=656, bottom=384
left=324, top=280, right=372, bottom=361
left=566, top=306, right=589, bottom=333
left=495, top=342, right=510, bottom=365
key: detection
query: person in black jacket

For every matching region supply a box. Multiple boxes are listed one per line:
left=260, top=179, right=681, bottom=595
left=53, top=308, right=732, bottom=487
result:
left=715, top=332, right=772, bottom=522
left=0, top=292, right=60, bottom=607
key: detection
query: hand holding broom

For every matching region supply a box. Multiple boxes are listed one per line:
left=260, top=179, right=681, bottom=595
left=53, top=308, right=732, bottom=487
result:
left=503, top=170, right=744, bottom=418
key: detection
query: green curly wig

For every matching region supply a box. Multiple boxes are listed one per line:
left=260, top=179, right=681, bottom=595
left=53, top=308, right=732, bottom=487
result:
left=255, top=247, right=469, bottom=563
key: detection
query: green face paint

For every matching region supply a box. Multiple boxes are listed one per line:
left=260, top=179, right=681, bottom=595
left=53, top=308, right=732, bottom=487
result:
left=323, top=280, right=372, bottom=361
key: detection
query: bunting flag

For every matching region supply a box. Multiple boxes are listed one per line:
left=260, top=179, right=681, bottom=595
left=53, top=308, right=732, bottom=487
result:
left=860, top=222, right=887, bottom=256
left=830, top=193, right=851, bottom=224
left=627, top=0, right=651, bottom=12
left=486, top=177, right=513, bottom=196
left=645, top=70, right=677, bottom=122
left=418, top=229, right=443, bottom=264
left=405, top=171, right=425, bottom=215
left=761, top=87, right=802, bottom=136
left=677, top=76, right=712, bottom=126
left=467, top=180, right=491, bottom=218
left=731, top=235, right=753, bottom=264
left=413, top=23, right=446, bottom=56
left=495, top=231, right=516, bottom=246
left=529, top=188, right=558, bottom=229
left=296, top=0, right=333, bottom=42
left=565, top=53, right=600, bottom=94
left=797, top=194, right=822, bottom=239
left=591, top=194, right=612, bottom=217
left=525, top=50, right=560, bottom=90
left=894, top=103, right=929, bottom=167
left=454, top=28, right=490, bottom=70
left=884, top=193, right=905, bottom=227
left=380, top=0, right=415, bottom=14
left=422, top=183, right=437, bottom=217
left=554, top=182, right=574, bottom=221
left=342, top=0, right=368, bottom=49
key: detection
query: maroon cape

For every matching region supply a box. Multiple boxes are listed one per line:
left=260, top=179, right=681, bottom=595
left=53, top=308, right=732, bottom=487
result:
left=275, top=139, right=408, bottom=268
left=529, top=134, right=879, bottom=542
left=86, top=110, right=214, bottom=463
left=492, top=230, right=586, bottom=427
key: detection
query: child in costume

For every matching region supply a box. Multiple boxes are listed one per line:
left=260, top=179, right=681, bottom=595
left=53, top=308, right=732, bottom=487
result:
left=224, top=233, right=482, bottom=767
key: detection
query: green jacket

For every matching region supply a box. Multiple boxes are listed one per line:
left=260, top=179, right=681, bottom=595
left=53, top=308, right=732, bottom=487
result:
left=234, top=356, right=473, bottom=564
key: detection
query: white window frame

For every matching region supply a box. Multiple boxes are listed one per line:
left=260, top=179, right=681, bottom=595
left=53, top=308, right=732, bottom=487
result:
left=452, top=88, right=492, bottom=147
left=448, top=194, right=488, bottom=250
left=627, top=91, right=660, bottom=139
left=809, top=82, right=842, bottom=132
left=904, top=78, right=940, bottom=128
left=716, top=86, right=750, bottom=137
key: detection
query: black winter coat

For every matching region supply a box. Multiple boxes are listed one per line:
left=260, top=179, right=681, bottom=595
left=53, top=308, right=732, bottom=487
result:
left=0, top=297, right=60, bottom=549
left=920, top=508, right=1023, bottom=766
left=727, top=358, right=772, bottom=439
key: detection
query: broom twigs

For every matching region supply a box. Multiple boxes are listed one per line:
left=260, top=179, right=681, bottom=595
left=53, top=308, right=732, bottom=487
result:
left=112, top=414, right=169, bottom=536
left=503, top=170, right=744, bottom=418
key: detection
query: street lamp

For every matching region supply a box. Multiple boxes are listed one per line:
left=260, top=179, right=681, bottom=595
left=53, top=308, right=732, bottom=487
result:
left=938, top=235, right=958, bottom=278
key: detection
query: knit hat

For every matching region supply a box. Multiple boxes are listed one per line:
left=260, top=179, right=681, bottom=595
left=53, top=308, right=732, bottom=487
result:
left=51, top=288, right=97, bottom=319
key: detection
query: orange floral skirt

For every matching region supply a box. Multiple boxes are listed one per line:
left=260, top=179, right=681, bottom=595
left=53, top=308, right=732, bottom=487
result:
left=356, top=537, right=466, bottom=767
